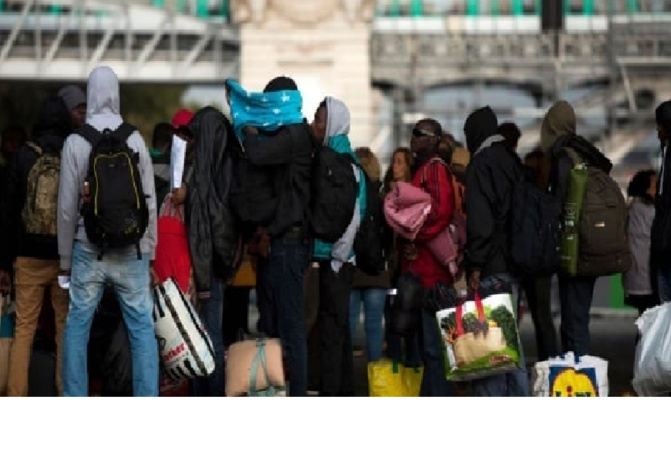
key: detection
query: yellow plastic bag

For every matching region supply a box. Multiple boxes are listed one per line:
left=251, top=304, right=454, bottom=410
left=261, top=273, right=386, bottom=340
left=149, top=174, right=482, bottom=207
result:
left=368, top=358, right=424, bottom=397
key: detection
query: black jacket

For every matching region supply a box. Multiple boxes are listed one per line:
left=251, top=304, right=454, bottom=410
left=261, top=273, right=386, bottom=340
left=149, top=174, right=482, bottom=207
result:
left=243, top=122, right=314, bottom=238
left=0, top=97, right=70, bottom=270
left=464, top=107, right=523, bottom=278
left=185, top=107, right=241, bottom=295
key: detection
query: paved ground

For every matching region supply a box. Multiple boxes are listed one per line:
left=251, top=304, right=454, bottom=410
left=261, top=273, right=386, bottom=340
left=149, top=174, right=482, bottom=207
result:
left=248, top=302, right=640, bottom=397
left=349, top=312, right=639, bottom=396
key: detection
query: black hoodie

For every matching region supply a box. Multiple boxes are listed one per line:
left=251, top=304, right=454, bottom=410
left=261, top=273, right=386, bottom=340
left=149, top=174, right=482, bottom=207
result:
left=185, top=106, right=242, bottom=295
left=0, top=96, right=70, bottom=270
left=463, top=106, right=524, bottom=277
left=651, top=100, right=671, bottom=259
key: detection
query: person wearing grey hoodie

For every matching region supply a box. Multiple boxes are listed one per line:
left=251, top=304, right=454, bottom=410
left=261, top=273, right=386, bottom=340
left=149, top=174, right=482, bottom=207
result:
left=311, top=96, right=365, bottom=396
left=57, top=66, right=159, bottom=397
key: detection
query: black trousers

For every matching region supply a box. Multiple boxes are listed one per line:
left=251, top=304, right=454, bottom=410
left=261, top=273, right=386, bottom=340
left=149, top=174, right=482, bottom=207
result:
left=318, top=262, right=355, bottom=396
left=222, top=286, right=251, bottom=347
left=558, top=275, right=597, bottom=357
left=522, top=275, right=559, bottom=361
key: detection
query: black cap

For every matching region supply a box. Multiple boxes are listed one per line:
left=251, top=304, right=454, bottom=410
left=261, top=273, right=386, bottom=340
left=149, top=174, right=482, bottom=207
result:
left=263, top=76, right=298, bottom=92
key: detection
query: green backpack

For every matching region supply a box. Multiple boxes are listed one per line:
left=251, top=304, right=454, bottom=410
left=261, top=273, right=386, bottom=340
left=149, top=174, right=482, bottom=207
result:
left=558, top=143, right=631, bottom=277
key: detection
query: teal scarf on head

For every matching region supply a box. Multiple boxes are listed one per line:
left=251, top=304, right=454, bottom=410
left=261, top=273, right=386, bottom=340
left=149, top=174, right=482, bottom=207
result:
left=327, top=134, right=356, bottom=161
left=225, top=78, right=304, bottom=141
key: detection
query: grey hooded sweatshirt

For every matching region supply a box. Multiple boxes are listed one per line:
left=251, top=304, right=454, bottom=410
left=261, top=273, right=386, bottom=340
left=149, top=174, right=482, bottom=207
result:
left=57, top=66, right=157, bottom=270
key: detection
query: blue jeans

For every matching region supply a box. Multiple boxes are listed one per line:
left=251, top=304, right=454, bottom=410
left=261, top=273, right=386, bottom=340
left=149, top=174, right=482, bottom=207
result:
left=190, top=276, right=225, bottom=397
left=349, top=288, right=386, bottom=362
left=63, top=241, right=158, bottom=397
left=471, top=274, right=530, bottom=397
left=261, top=234, right=310, bottom=396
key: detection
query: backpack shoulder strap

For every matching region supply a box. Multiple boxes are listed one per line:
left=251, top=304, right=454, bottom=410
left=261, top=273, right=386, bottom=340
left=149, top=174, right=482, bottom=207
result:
left=76, top=123, right=102, bottom=148
left=25, top=141, right=43, bottom=156
left=420, top=157, right=450, bottom=186
left=113, top=122, right=137, bottom=143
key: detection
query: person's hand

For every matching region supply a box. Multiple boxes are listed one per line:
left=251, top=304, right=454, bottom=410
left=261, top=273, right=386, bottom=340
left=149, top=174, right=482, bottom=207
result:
left=468, top=270, right=481, bottom=293
left=402, top=243, right=418, bottom=261
left=243, top=126, right=258, bottom=136
left=58, top=269, right=71, bottom=290
left=150, top=262, right=160, bottom=289
left=0, top=270, right=11, bottom=295
left=172, top=185, right=187, bottom=206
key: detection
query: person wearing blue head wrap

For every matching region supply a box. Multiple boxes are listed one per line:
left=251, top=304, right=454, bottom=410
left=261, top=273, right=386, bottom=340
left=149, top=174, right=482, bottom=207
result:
left=228, top=76, right=314, bottom=397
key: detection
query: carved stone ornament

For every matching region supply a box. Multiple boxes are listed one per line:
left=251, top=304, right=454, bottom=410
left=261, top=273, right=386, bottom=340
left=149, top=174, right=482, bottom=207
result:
left=232, top=0, right=374, bottom=26
left=230, top=0, right=268, bottom=24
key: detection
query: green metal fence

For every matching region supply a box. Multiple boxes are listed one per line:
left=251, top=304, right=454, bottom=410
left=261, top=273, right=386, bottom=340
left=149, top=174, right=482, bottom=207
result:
left=0, top=1, right=229, bottom=18
left=376, top=0, right=671, bottom=17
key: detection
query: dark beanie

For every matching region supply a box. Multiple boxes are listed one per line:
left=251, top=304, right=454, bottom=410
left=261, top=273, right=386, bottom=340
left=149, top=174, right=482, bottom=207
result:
left=58, top=85, right=86, bottom=111
left=656, top=100, right=671, bottom=133
left=263, top=76, right=298, bottom=92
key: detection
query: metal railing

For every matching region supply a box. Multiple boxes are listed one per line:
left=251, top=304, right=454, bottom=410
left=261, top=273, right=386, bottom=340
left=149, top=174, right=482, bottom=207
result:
left=0, top=0, right=238, bottom=81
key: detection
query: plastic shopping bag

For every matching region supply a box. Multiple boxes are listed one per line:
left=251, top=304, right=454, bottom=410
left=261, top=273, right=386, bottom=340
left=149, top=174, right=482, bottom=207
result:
left=154, top=277, right=216, bottom=381
left=633, top=302, right=671, bottom=396
left=368, top=358, right=424, bottom=397
left=434, top=278, right=523, bottom=382
left=531, top=352, right=608, bottom=397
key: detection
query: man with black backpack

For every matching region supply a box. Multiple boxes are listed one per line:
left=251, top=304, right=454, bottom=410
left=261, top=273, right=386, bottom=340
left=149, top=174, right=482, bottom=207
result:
left=226, top=76, right=313, bottom=396
left=0, top=96, right=71, bottom=396
left=57, top=66, right=159, bottom=397
left=542, top=100, right=630, bottom=358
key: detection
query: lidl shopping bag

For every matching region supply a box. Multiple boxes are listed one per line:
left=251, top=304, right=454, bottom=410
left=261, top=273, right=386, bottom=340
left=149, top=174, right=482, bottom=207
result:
left=154, top=277, right=216, bottom=381
left=531, top=352, right=608, bottom=397
left=633, top=302, right=671, bottom=396
left=368, top=358, right=423, bottom=397
left=434, top=279, right=522, bottom=382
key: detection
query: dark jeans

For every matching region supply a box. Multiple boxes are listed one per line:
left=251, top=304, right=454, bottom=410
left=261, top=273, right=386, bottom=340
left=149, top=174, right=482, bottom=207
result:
left=558, top=275, right=597, bottom=357
left=222, top=286, right=251, bottom=347
left=384, top=294, right=421, bottom=367
left=257, top=234, right=310, bottom=396
left=318, top=262, right=355, bottom=396
left=190, top=276, right=225, bottom=397
left=522, top=275, right=559, bottom=361
left=256, top=256, right=277, bottom=337
left=417, top=305, right=454, bottom=397
left=471, top=274, right=529, bottom=397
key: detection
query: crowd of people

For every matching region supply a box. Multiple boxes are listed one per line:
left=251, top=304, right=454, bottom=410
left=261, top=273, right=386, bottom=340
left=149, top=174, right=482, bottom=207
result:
left=0, top=64, right=668, bottom=397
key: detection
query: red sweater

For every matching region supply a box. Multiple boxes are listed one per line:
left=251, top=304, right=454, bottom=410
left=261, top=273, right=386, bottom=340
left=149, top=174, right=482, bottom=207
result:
left=400, top=157, right=455, bottom=289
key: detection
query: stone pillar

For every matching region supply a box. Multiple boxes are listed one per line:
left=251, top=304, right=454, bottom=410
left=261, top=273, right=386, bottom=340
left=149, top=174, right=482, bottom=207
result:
left=231, top=0, right=375, bottom=147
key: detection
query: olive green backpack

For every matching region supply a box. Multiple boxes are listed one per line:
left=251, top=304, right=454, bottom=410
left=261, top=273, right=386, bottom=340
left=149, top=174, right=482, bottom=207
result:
left=557, top=139, right=631, bottom=277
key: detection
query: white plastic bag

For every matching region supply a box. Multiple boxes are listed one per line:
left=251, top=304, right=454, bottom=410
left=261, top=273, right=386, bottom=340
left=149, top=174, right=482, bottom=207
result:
left=633, top=302, right=671, bottom=396
left=531, top=352, right=608, bottom=397
left=154, top=277, right=216, bottom=381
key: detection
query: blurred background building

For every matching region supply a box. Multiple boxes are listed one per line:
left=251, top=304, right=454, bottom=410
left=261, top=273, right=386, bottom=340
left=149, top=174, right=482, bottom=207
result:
left=2, top=1, right=671, bottom=173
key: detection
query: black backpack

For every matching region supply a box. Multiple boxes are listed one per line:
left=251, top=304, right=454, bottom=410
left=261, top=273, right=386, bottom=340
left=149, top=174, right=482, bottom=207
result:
left=310, top=146, right=358, bottom=243
left=509, top=171, right=562, bottom=277
left=229, top=143, right=277, bottom=231
left=352, top=166, right=385, bottom=276
left=77, top=123, right=149, bottom=259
